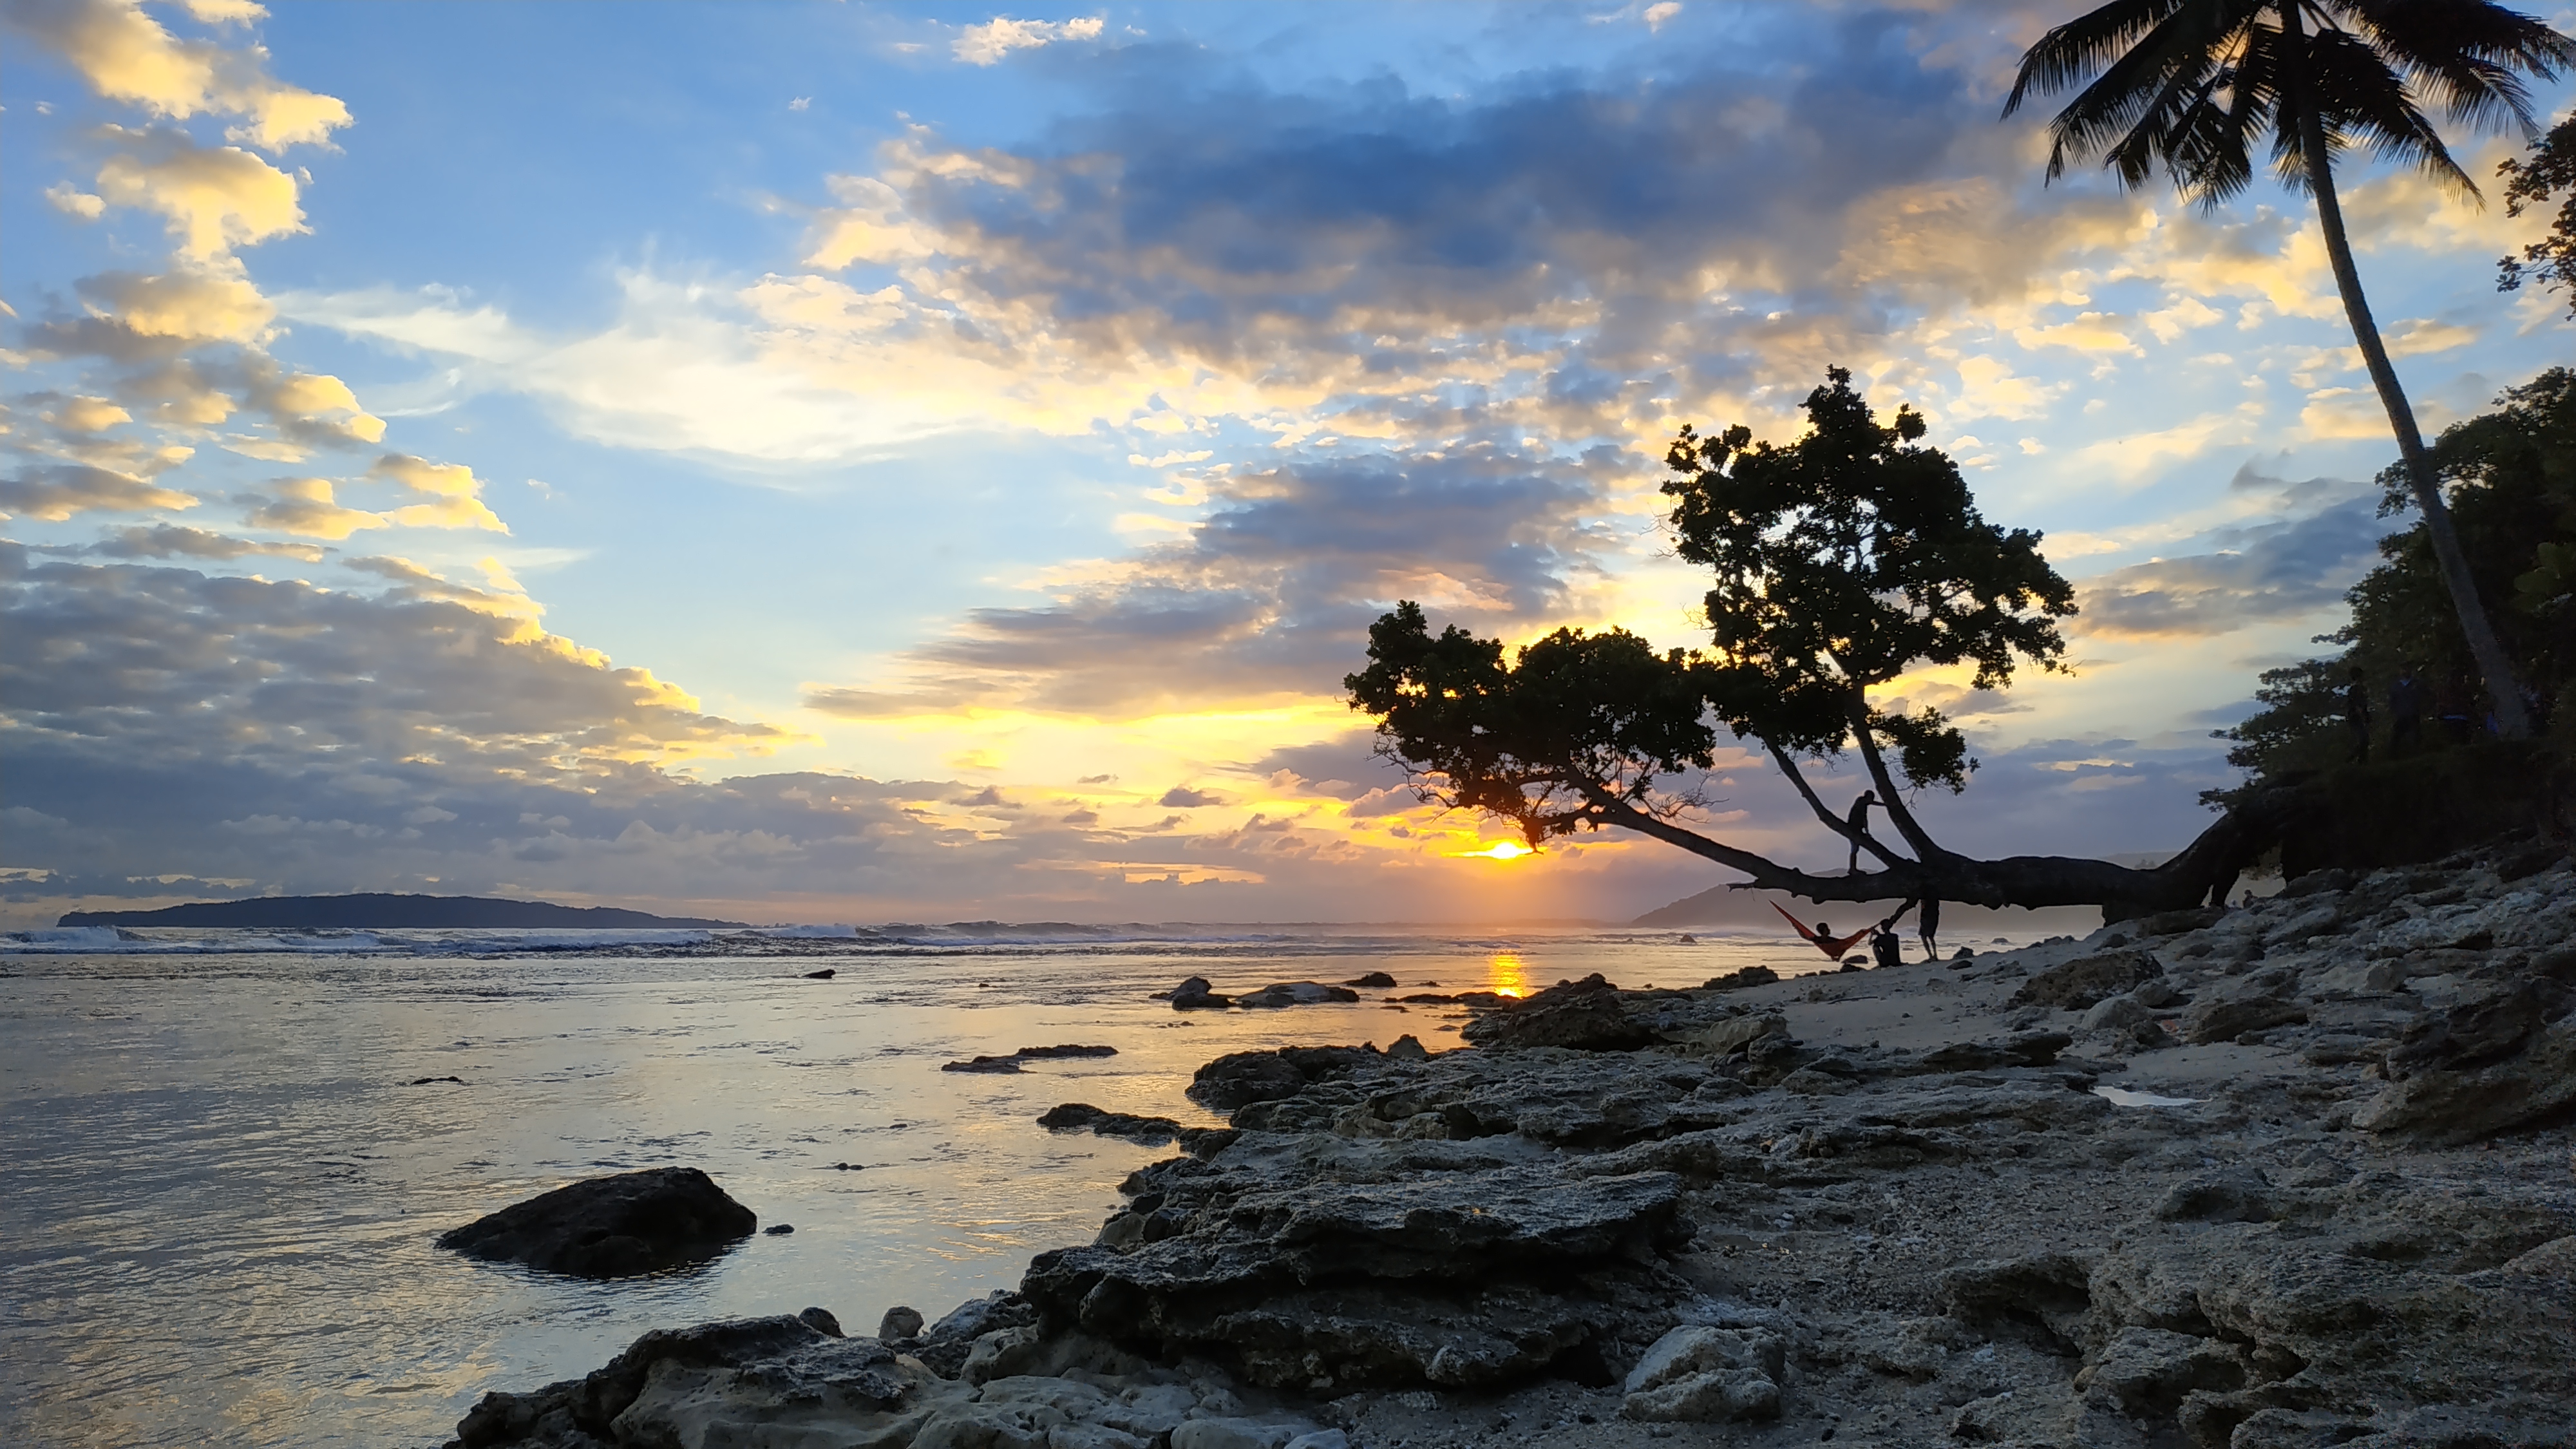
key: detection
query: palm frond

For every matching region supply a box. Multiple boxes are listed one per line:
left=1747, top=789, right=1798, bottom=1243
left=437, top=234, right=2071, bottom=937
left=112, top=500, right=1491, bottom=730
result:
left=2037, top=1, right=2253, bottom=185
left=2005, top=0, right=2192, bottom=117
left=2338, top=0, right=2576, bottom=132
left=2307, top=24, right=2479, bottom=196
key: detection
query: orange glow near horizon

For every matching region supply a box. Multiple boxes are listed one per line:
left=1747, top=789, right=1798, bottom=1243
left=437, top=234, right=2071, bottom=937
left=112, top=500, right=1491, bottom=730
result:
left=1450, top=839, right=1533, bottom=860
left=1488, top=952, right=1530, bottom=997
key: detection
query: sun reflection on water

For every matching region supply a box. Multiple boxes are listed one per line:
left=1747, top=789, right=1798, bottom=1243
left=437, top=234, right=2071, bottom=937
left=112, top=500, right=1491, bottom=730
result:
left=1487, top=951, right=1529, bottom=998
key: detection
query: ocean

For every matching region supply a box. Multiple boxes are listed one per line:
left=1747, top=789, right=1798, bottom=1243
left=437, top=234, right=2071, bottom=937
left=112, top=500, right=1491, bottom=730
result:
left=0, top=922, right=2031, bottom=1448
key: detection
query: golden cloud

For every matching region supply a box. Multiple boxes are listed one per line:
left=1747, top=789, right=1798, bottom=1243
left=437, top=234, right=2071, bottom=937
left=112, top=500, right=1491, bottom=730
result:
left=12, top=0, right=351, bottom=151
left=92, top=128, right=305, bottom=258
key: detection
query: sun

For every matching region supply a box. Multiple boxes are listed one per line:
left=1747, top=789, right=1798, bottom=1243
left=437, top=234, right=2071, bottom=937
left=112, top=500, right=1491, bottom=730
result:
left=1449, top=840, right=1533, bottom=860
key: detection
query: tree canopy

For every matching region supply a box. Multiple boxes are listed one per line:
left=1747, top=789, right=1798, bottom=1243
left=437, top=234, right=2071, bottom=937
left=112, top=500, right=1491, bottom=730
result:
left=2500, top=115, right=2576, bottom=315
left=1349, top=370, right=2274, bottom=916
left=2219, top=368, right=2576, bottom=784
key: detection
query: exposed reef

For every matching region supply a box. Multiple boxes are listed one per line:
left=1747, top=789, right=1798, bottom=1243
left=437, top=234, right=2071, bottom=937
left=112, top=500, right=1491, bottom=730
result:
left=447, top=842, right=2576, bottom=1448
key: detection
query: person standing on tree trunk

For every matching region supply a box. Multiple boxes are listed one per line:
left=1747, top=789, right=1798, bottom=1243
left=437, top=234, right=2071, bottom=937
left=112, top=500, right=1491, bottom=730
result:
left=1845, top=790, right=1877, bottom=875
left=2344, top=667, right=2372, bottom=764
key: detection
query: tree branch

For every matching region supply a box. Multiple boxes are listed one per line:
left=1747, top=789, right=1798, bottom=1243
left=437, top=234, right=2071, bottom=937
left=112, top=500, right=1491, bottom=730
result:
left=1841, top=690, right=1951, bottom=861
left=1764, top=740, right=1905, bottom=870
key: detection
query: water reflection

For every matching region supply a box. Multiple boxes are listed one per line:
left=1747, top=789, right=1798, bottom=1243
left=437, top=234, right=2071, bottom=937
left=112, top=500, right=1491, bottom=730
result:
left=0, top=929, right=1886, bottom=1448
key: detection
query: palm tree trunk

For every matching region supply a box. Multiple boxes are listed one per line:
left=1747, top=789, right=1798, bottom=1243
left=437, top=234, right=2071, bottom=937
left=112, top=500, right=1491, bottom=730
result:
left=2281, top=2, right=2532, bottom=739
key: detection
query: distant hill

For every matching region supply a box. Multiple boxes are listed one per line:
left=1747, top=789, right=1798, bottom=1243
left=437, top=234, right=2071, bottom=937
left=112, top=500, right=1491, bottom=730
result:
left=1632, top=884, right=1774, bottom=927
left=58, top=893, right=746, bottom=930
left=1631, top=882, right=1911, bottom=927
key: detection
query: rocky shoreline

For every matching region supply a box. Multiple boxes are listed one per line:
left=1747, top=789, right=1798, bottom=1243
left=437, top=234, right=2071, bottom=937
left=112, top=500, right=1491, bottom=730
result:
left=440, top=841, right=2576, bottom=1449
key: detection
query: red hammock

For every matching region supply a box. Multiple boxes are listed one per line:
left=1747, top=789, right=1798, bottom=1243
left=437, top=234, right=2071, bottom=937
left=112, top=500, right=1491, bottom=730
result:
left=1772, top=902, right=1871, bottom=956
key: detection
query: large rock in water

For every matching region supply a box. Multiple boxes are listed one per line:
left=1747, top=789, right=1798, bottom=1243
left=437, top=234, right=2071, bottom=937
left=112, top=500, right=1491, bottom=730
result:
left=436, top=1167, right=757, bottom=1277
left=1460, top=973, right=1659, bottom=1051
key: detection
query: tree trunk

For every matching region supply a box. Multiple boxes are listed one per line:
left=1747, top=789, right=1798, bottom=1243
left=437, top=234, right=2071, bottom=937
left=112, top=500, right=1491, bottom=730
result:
left=1573, top=777, right=2299, bottom=918
left=2281, top=2, right=2532, bottom=738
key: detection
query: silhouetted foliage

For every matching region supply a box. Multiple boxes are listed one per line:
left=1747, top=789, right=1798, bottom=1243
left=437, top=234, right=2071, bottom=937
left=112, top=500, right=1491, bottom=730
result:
left=2500, top=115, right=2576, bottom=315
left=2212, top=659, right=2349, bottom=784
left=2006, top=0, right=2576, bottom=738
left=1349, top=370, right=2274, bottom=915
left=2219, top=369, right=2576, bottom=784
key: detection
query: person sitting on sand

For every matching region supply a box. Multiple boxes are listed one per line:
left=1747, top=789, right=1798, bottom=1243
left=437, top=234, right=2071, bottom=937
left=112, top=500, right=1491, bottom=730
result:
left=1870, top=919, right=1903, bottom=969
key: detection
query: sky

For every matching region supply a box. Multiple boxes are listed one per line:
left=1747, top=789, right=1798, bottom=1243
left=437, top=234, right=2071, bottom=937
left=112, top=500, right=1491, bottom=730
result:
left=3, top=0, right=2571, bottom=928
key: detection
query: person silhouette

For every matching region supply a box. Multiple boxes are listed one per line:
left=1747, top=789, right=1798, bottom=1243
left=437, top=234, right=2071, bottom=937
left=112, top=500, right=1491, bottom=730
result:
left=1918, top=897, right=1941, bottom=959
left=1871, top=919, right=1903, bottom=969
left=1845, top=790, right=1878, bottom=874
left=2344, top=666, right=2371, bottom=764
left=2389, top=666, right=2423, bottom=753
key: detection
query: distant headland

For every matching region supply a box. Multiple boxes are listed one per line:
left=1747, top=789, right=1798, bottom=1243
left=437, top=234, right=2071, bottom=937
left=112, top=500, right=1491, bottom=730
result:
left=57, top=893, right=747, bottom=930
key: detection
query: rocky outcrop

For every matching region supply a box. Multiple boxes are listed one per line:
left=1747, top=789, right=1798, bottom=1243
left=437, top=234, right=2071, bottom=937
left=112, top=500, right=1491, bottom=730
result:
left=2009, top=949, right=2162, bottom=1010
left=448, top=844, right=2576, bottom=1449
left=435, top=1168, right=757, bottom=1278
left=1186, top=1045, right=1384, bottom=1112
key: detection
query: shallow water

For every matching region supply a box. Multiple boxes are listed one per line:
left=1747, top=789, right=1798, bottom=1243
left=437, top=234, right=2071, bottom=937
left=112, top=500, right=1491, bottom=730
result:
left=0, top=926, right=1897, bottom=1448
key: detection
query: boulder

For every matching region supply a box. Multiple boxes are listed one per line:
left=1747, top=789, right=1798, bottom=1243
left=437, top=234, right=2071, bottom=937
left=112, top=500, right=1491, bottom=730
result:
left=1018, top=1167, right=1690, bottom=1388
left=2152, top=1168, right=2278, bottom=1224
left=2010, top=950, right=2163, bottom=1010
left=2080, top=1327, right=2246, bottom=1417
left=1619, top=1325, right=1785, bottom=1423
left=2385, top=981, right=2562, bottom=1075
left=876, top=1307, right=923, bottom=1340
left=2081, top=994, right=2154, bottom=1032
left=435, top=1166, right=757, bottom=1278
left=942, top=1054, right=1025, bottom=1073
left=2179, top=994, right=2308, bottom=1045
left=1236, top=981, right=1363, bottom=1008
left=445, top=1314, right=946, bottom=1448
left=1459, top=974, right=1659, bottom=1051
left=2351, top=1019, right=2576, bottom=1146
left=1171, top=976, right=1232, bottom=1010
left=1703, top=965, right=1780, bottom=990
left=1037, top=1103, right=1184, bottom=1144
left=1900, top=1030, right=2072, bottom=1074
left=1344, top=972, right=1397, bottom=989
left=1187, top=1045, right=1381, bottom=1112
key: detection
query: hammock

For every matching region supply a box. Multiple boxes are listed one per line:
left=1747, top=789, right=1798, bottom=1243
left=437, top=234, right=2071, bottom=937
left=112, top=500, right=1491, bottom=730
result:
left=1771, top=902, right=1872, bottom=957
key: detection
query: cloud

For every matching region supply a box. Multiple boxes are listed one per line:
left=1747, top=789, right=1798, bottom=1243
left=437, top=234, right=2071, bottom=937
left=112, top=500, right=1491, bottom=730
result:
left=1158, top=786, right=1222, bottom=808
left=5, top=0, right=352, bottom=151
left=370, top=453, right=506, bottom=531
left=0, top=543, right=792, bottom=773
left=90, top=126, right=306, bottom=258
left=952, top=15, right=1103, bottom=66
left=816, top=445, right=1604, bottom=719
left=2073, top=493, right=2385, bottom=641
left=240, top=476, right=383, bottom=538
left=0, top=463, right=195, bottom=520
left=1643, top=3, right=1683, bottom=31
left=85, top=522, right=322, bottom=562
left=45, top=182, right=107, bottom=220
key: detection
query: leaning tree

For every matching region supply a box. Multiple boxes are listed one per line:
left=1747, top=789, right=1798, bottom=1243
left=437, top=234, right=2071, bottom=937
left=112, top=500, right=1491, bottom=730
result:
left=1345, top=370, right=2290, bottom=918
left=2002, top=0, right=2576, bottom=739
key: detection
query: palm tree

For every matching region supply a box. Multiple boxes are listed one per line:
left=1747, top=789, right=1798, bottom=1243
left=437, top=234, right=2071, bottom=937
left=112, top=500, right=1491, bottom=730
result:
left=2005, top=0, right=2575, bottom=739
